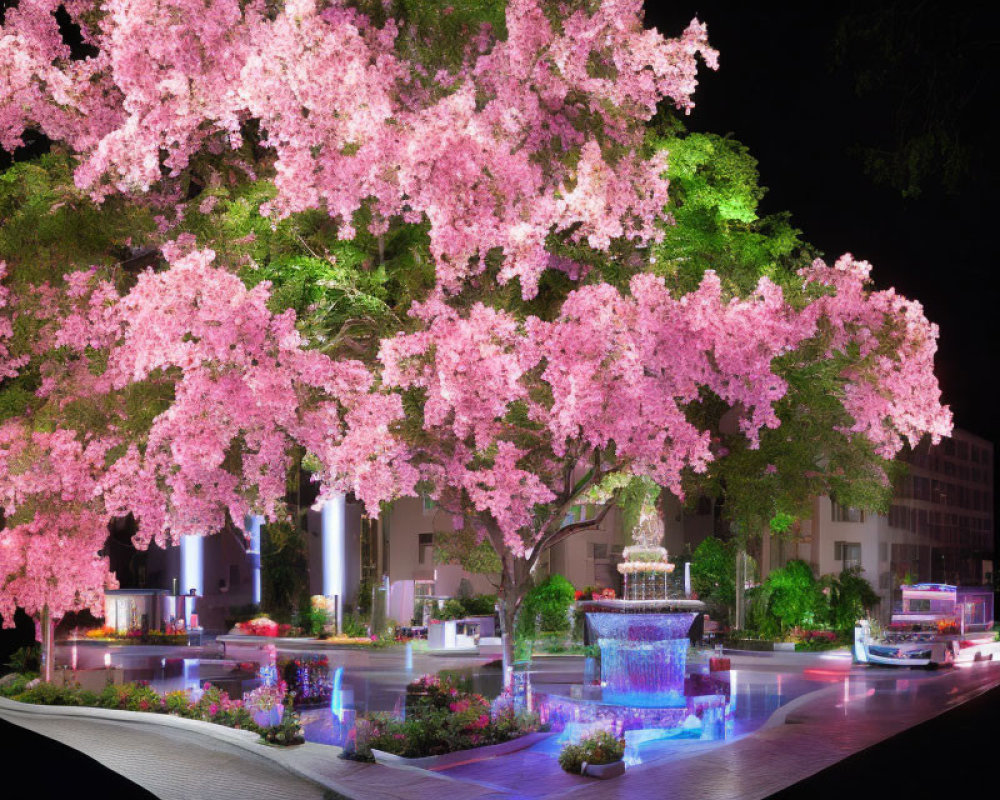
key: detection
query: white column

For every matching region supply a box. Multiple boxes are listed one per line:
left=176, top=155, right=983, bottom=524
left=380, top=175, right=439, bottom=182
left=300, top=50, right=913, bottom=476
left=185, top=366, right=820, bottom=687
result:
left=321, top=495, right=346, bottom=633
left=246, top=515, right=264, bottom=606
left=180, top=534, right=204, bottom=627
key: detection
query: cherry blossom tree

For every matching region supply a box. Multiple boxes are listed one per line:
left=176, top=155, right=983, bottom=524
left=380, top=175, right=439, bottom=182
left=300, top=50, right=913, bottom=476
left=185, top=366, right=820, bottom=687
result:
left=0, top=0, right=953, bottom=684
left=0, top=425, right=119, bottom=677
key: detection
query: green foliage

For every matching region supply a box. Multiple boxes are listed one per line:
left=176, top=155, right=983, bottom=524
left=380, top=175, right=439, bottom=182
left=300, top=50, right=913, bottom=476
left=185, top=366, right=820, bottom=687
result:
left=0, top=153, right=154, bottom=286
left=460, top=594, right=497, bottom=616
left=824, top=568, right=880, bottom=632
left=352, top=672, right=539, bottom=761
left=438, top=598, right=468, bottom=621
left=98, top=682, right=162, bottom=712
left=306, top=605, right=331, bottom=637
left=0, top=673, right=35, bottom=697
left=689, top=537, right=736, bottom=621
left=760, top=560, right=825, bottom=633
left=769, top=512, right=795, bottom=534
left=558, top=730, right=625, bottom=773
left=14, top=681, right=97, bottom=707
left=643, top=118, right=907, bottom=544
left=339, top=612, right=369, bottom=638
left=260, top=520, right=310, bottom=623
left=521, top=574, right=576, bottom=635
left=616, top=477, right=660, bottom=536
left=4, top=645, right=40, bottom=674
left=258, top=704, right=306, bottom=746
left=746, top=561, right=878, bottom=639
left=434, top=525, right=502, bottom=576
left=648, top=122, right=813, bottom=297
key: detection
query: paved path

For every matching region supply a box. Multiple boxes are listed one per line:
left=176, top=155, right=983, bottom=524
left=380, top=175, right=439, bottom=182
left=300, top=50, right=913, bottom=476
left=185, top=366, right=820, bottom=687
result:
left=3, top=660, right=1000, bottom=800
left=0, top=701, right=330, bottom=800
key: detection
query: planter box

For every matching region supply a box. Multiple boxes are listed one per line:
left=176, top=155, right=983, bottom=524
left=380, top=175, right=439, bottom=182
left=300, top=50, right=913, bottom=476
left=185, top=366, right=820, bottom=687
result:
left=708, top=657, right=731, bottom=672
left=773, top=642, right=797, bottom=652
left=582, top=759, right=626, bottom=779
left=371, top=731, right=550, bottom=770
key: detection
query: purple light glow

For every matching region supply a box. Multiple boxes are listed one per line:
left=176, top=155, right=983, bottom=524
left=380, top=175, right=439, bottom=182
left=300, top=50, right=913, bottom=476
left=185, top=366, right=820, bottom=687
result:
left=588, top=612, right=696, bottom=707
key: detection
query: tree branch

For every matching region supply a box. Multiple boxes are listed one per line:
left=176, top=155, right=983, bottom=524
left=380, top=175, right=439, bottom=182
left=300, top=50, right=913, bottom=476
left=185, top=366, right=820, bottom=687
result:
left=537, top=501, right=616, bottom=554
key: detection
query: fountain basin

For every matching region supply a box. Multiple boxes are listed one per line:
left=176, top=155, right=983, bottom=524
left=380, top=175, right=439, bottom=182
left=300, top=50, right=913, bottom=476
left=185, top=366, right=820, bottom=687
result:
left=587, top=612, right=697, bottom=706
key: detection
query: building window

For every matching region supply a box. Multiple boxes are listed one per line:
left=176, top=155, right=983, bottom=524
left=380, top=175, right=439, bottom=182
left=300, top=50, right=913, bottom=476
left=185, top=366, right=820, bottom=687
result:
left=418, top=533, right=434, bottom=565
left=834, top=541, right=862, bottom=570
left=590, top=542, right=609, bottom=561
left=422, top=496, right=436, bottom=514
left=831, top=502, right=865, bottom=523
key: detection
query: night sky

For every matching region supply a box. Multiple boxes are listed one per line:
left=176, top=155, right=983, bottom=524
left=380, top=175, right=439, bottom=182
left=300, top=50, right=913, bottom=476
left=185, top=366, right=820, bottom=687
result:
left=646, top=1, right=999, bottom=449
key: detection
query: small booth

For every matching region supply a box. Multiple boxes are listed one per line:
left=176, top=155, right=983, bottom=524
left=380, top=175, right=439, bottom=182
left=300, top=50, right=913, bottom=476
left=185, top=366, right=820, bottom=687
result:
left=427, top=619, right=480, bottom=652
left=103, top=589, right=171, bottom=634
left=894, top=583, right=994, bottom=633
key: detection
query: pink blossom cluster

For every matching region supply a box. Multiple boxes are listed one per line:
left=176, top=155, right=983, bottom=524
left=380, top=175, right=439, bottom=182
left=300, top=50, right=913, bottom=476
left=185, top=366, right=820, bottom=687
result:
left=0, top=0, right=717, bottom=297
left=377, top=271, right=822, bottom=553
left=803, top=255, right=953, bottom=458
left=0, top=262, right=28, bottom=380
left=97, top=243, right=409, bottom=547
left=0, top=425, right=118, bottom=624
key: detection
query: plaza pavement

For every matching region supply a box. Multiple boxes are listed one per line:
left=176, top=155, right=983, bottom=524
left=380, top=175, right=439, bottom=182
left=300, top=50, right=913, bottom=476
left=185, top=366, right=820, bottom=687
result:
left=2, top=654, right=999, bottom=800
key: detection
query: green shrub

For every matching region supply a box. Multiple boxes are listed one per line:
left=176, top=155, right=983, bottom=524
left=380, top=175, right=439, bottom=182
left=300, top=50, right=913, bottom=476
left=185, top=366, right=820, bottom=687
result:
left=826, top=568, right=879, bottom=633
left=461, top=595, right=497, bottom=616
left=340, top=612, right=368, bottom=638
left=258, top=708, right=305, bottom=746
left=754, top=560, right=825, bottom=635
left=98, top=682, right=162, bottom=712
left=0, top=673, right=34, bottom=697
left=558, top=730, right=625, bottom=773
left=352, top=672, right=539, bottom=761
left=162, top=689, right=197, bottom=717
left=15, top=681, right=91, bottom=707
left=4, top=645, right=40, bottom=674
left=438, top=598, right=467, bottom=620
left=522, top=574, right=576, bottom=635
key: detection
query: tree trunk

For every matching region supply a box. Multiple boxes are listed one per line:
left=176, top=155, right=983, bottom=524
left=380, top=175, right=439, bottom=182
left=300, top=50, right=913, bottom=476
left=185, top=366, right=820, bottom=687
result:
left=497, top=591, right=517, bottom=689
left=40, top=605, right=55, bottom=682
left=734, top=548, right=747, bottom=630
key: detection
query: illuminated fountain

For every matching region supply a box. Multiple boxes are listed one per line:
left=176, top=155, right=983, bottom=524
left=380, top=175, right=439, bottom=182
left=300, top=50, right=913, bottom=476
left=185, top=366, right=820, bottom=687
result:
left=535, top=508, right=731, bottom=749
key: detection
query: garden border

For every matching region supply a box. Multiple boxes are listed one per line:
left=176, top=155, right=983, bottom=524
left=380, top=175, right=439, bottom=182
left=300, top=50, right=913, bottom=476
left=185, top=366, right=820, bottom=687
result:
left=371, top=731, right=552, bottom=770
left=0, top=695, right=379, bottom=798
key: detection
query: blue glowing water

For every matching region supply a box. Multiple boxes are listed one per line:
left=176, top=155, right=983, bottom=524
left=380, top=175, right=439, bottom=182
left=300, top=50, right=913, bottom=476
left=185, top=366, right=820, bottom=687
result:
left=587, top=612, right=696, bottom=707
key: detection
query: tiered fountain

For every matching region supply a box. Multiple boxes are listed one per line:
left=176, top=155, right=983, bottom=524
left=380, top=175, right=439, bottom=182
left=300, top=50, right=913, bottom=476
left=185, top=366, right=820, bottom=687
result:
left=535, top=508, right=731, bottom=744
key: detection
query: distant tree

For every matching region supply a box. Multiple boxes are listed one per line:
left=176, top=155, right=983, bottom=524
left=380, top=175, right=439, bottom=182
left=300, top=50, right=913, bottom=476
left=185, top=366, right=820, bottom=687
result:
left=823, top=567, right=879, bottom=632
left=689, top=536, right=737, bottom=622
left=755, top=560, right=825, bottom=634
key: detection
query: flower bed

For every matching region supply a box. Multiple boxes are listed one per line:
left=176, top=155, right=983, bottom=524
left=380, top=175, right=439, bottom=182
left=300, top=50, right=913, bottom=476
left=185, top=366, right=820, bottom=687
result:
left=350, top=673, right=541, bottom=762
left=229, top=615, right=382, bottom=645
left=83, top=627, right=188, bottom=646
left=278, top=654, right=332, bottom=707
left=233, top=617, right=292, bottom=637
left=558, top=730, right=625, bottom=778
left=0, top=674, right=304, bottom=746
